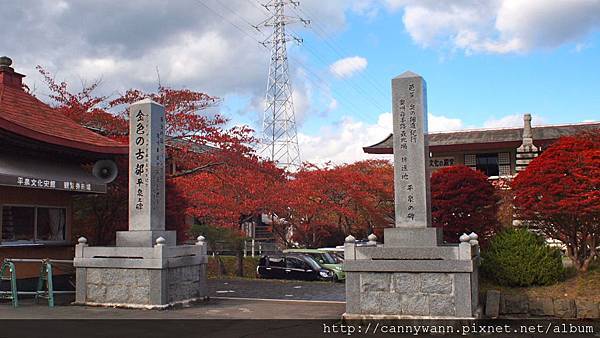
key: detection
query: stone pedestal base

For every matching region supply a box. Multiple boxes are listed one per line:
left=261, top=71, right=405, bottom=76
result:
left=116, top=230, right=176, bottom=247
left=384, top=227, right=442, bottom=247
left=73, top=240, right=208, bottom=309
left=344, top=228, right=480, bottom=319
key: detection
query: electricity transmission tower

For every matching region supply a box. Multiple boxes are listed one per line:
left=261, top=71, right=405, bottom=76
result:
left=255, top=0, right=309, bottom=169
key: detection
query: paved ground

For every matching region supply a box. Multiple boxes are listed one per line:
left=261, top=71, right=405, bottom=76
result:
left=208, top=278, right=345, bottom=302
left=0, top=297, right=345, bottom=319
left=0, top=278, right=346, bottom=319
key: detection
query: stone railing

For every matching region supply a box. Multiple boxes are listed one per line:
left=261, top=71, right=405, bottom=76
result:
left=74, top=236, right=207, bottom=269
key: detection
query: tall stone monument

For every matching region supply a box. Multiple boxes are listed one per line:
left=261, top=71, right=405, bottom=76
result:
left=116, top=99, right=175, bottom=247
left=74, top=99, right=208, bottom=308
left=344, top=72, right=480, bottom=318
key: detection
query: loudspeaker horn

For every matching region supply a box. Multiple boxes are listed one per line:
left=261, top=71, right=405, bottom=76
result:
left=92, top=160, right=118, bottom=184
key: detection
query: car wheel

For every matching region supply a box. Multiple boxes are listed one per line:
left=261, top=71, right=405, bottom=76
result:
left=332, top=274, right=338, bottom=283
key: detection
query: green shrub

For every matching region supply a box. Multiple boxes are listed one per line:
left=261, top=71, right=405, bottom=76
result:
left=481, top=228, right=564, bottom=287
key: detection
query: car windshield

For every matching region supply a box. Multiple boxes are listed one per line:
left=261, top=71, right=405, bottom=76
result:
left=309, top=252, right=337, bottom=265
left=331, top=252, right=344, bottom=263
left=301, top=255, right=322, bottom=270
left=267, top=257, right=285, bottom=267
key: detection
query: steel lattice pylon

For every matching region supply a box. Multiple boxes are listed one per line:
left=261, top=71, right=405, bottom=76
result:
left=256, top=0, right=308, bottom=170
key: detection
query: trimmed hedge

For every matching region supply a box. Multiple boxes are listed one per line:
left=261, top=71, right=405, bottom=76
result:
left=481, top=228, right=564, bottom=287
left=207, top=256, right=260, bottom=279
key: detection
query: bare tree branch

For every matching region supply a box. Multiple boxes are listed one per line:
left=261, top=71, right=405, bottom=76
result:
left=167, top=162, right=224, bottom=178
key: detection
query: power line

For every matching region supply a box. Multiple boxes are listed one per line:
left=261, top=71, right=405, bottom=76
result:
left=291, top=5, right=390, bottom=102
left=192, top=0, right=379, bottom=132
left=293, top=4, right=389, bottom=97
left=243, top=1, right=387, bottom=116
left=288, top=28, right=388, bottom=113
left=287, top=54, right=379, bottom=122
left=193, top=0, right=266, bottom=46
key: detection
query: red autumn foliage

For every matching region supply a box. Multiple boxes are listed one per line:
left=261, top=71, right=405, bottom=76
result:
left=512, top=131, right=600, bottom=272
left=37, top=67, right=397, bottom=249
left=431, top=166, right=499, bottom=244
left=177, top=152, right=286, bottom=231
left=37, top=67, right=278, bottom=244
left=36, top=66, right=127, bottom=136
left=283, top=160, right=394, bottom=248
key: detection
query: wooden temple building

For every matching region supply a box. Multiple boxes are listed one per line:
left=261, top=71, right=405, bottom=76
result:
left=364, top=114, right=599, bottom=177
left=0, top=56, right=127, bottom=279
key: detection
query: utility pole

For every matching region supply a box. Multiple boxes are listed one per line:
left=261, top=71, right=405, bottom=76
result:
left=255, top=0, right=309, bottom=170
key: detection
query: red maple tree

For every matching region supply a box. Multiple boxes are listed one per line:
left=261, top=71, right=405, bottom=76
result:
left=37, top=67, right=281, bottom=244
left=37, top=66, right=127, bottom=137
left=36, top=67, right=399, bottom=249
left=430, top=166, right=499, bottom=244
left=284, top=160, right=394, bottom=247
left=177, top=151, right=286, bottom=231
left=512, top=131, right=600, bottom=272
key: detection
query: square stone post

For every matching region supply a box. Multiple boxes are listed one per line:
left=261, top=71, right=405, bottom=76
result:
left=116, top=99, right=175, bottom=247
left=386, top=71, right=440, bottom=247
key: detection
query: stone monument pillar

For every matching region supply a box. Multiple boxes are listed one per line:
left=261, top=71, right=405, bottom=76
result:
left=386, top=71, right=440, bottom=247
left=344, top=72, right=480, bottom=319
left=116, top=99, right=175, bottom=247
left=74, top=99, right=208, bottom=309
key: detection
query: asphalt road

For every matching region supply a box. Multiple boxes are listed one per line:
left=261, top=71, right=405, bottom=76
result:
left=0, top=278, right=346, bottom=321
left=0, top=297, right=345, bottom=320
left=208, top=278, right=346, bottom=302
left=0, top=296, right=346, bottom=338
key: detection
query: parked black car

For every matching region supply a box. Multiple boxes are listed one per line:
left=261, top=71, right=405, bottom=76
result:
left=256, top=254, right=335, bottom=281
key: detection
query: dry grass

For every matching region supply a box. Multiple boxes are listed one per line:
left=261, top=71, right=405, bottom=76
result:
left=207, top=256, right=260, bottom=279
left=481, top=260, right=600, bottom=301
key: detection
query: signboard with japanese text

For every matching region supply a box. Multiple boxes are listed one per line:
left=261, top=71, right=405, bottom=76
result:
left=0, top=173, right=106, bottom=193
left=429, top=157, right=455, bottom=169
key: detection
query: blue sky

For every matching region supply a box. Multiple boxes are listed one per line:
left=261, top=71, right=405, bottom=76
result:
left=218, top=1, right=600, bottom=163
left=2, top=0, right=599, bottom=164
left=318, top=9, right=600, bottom=127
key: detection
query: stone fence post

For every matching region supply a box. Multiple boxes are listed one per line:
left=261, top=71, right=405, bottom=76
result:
left=344, top=235, right=356, bottom=260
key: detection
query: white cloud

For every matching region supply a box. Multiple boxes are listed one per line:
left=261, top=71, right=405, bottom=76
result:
left=386, top=0, right=600, bottom=54
left=299, top=113, right=392, bottom=165
left=351, top=0, right=381, bottom=19
left=0, top=0, right=353, bottom=104
left=330, top=56, right=368, bottom=78
left=298, top=111, right=563, bottom=164
left=299, top=112, right=465, bottom=164
left=292, top=67, right=340, bottom=124
left=292, top=85, right=311, bottom=124
left=483, top=113, right=546, bottom=128
left=328, top=98, right=339, bottom=111
left=428, top=114, right=464, bottom=132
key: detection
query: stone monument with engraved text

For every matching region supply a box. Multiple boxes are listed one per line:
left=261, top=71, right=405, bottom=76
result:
left=344, top=72, right=480, bottom=318
left=74, top=99, right=207, bottom=308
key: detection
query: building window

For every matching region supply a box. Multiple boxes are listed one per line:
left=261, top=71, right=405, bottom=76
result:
left=465, top=152, right=512, bottom=177
left=464, top=154, right=476, bottom=166
left=498, top=152, right=510, bottom=164
left=476, top=153, right=499, bottom=177
left=1, top=206, right=66, bottom=243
